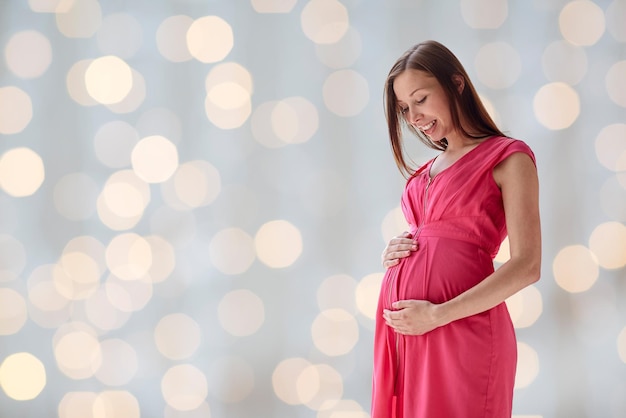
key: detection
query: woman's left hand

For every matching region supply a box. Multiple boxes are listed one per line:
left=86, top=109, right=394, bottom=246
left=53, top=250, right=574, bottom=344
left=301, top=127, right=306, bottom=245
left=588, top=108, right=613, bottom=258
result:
left=383, top=300, right=444, bottom=335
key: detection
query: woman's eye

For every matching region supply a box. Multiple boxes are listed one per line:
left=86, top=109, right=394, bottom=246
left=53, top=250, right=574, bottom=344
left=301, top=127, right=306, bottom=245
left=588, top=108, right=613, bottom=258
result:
left=416, top=96, right=426, bottom=104
left=400, top=107, right=408, bottom=114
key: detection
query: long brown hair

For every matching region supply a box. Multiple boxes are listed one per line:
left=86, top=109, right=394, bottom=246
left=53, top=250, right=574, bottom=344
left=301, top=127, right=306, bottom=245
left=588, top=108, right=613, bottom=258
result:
left=384, top=40, right=505, bottom=178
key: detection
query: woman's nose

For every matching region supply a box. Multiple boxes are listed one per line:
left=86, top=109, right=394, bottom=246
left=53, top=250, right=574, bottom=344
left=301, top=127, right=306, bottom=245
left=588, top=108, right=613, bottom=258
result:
left=407, top=108, right=420, bottom=125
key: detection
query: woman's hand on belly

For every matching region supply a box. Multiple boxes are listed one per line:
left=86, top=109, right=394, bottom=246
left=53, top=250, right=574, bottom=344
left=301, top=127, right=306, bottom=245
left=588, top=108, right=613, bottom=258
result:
left=381, top=231, right=418, bottom=269
left=383, top=299, right=445, bottom=335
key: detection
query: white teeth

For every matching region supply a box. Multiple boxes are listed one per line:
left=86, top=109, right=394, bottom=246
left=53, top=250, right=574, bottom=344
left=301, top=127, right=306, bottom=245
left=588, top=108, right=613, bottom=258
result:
left=419, top=120, right=435, bottom=131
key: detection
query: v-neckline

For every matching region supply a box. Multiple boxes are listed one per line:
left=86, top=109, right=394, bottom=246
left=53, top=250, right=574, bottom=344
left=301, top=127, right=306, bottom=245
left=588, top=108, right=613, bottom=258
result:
left=427, top=136, right=494, bottom=180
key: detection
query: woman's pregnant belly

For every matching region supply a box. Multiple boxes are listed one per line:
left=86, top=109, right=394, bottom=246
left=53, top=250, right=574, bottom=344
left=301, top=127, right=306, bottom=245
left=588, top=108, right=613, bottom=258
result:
left=383, top=235, right=495, bottom=306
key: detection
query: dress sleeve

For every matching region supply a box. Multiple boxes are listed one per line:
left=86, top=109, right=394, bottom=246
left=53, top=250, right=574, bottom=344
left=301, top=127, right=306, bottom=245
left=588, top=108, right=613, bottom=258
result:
left=496, top=139, right=536, bottom=167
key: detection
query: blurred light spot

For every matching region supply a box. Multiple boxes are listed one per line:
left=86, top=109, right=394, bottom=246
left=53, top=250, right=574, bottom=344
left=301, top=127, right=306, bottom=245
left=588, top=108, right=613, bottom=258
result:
left=605, top=61, right=626, bottom=108
left=541, top=40, right=587, bottom=85
left=93, top=391, right=140, bottom=418
left=315, top=26, right=362, bottom=69
left=162, top=365, right=207, bottom=411
left=323, top=69, right=369, bottom=117
left=94, top=121, right=139, bottom=168
left=618, top=327, right=626, bottom=364
left=97, top=13, right=142, bottom=59
left=297, top=363, right=343, bottom=410
left=301, top=0, right=349, bottom=44
left=272, top=97, right=319, bottom=144
left=514, top=342, right=539, bottom=388
left=4, top=30, right=52, bottom=78
left=316, top=399, right=368, bottom=418
left=559, top=0, right=605, bottom=46
left=606, top=1, right=626, bottom=42
left=208, top=82, right=250, bottom=110
left=154, top=313, right=201, bottom=360
left=84, top=288, right=130, bottom=331
left=533, top=82, right=580, bottom=130
left=0, top=148, right=44, bottom=197
left=299, top=169, right=347, bottom=217
left=204, top=63, right=253, bottom=130
left=55, top=0, right=102, bottom=38
left=105, top=274, right=153, bottom=312
left=136, top=108, right=183, bottom=144
left=187, top=16, right=233, bottom=63
left=209, top=228, right=256, bottom=275
left=94, top=339, right=138, bottom=386
left=355, top=273, right=383, bottom=320
left=273, top=358, right=312, bottom=405
left=66, top=59, right=98, bottom=106
left=54, top=252, right=101, bottom=300
left=106, top=233, right=152, bottom=281
left=65, top=234, right=106, bottom=270
left=205, top=62, right=254, bottom=95
left=595, top=124, right=626, bottom=172
left=505, top=285, right=543, bottom=328
left=0, top=288, right=28, bottom=335
left=0, top=234, right=26, bottom=282
left=0, top=352, right=46, bottom=400
left=252, top=0, right=297, bottom=13
left=255, top=220, right=302, bottom=268
left=600, top=176, right=626, bottom=221
left=588, top=221, right=626, bottom=269
left=54, top=173, right=98, bottom=221
left=98, top=170, right=150, bottom=230
left=317, top=274, right=357, bottom=313
left=204, top=90, right=251, bottom=129
left=131, top=135, right=179, bottom=183
left=58, top=392, right=98, bottom=418
left=157, top=15, right=194, bottom=62
left=495, top=236, right=510, bottom=263
left=106, top=69, right=146, bottom=114
left=553, top=245, right=599, bottom=293
left=381, top=207, right=409, bottom=243
left=85, top=56, right=133, bottom=105
left=217, top=289, right=265, bottom=336
left=474, top=42, right=521, bottom=89
left=145, top=235, right=176, bottom=283
left=461, top=0, right=507, bottom=29
left=161, top=160, right=221, bottom=210
left=28, top=0, right=74, bottom=13
left=0, top=86, right=33, bottom=134
left=311, top=309, right=359, bottom=356
left=54, top=329, right=102, bottom=379
left=207, top=356, right=254, bottom=403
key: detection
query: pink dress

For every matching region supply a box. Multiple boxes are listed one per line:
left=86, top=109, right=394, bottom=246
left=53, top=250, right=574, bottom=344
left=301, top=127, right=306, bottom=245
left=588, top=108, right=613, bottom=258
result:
left=372, top=136, right=536, bottom=418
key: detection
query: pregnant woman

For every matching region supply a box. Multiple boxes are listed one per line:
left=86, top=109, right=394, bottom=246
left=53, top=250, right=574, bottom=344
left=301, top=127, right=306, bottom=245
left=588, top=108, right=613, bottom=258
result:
left=372, top=40, right=542, bottom=418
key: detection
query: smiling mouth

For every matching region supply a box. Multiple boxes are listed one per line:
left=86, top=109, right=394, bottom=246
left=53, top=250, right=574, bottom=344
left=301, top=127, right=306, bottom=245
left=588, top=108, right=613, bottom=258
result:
left=417, top=120, right=436, bottom=133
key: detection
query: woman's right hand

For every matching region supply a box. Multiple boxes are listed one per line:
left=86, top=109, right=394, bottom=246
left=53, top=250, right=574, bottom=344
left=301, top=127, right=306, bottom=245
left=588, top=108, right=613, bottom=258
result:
left=381, top=231, right=418, bottom=269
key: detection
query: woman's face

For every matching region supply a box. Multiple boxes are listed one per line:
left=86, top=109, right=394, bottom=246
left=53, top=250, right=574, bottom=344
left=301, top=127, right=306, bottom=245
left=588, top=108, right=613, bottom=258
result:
left=393, top=69, right=456, bottom=143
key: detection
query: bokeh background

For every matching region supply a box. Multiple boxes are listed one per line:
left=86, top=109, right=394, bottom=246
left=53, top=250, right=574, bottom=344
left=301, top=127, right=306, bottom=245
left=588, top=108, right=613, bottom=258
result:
left=0, top=0, right=625, bottom=417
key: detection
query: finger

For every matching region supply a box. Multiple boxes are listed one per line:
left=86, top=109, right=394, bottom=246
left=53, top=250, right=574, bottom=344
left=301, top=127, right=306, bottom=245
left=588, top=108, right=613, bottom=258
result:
left=390, top=238, right=417, bottom=246
left=383, top=260, right=400, bottom=269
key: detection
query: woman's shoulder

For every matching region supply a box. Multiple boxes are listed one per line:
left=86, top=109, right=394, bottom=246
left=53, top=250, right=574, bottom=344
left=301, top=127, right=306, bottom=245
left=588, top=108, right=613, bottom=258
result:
left=488, top=136, right=536, bottom=165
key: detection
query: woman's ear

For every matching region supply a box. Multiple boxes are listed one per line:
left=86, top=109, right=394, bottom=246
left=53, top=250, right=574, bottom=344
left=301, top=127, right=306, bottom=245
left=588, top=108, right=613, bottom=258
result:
left=452, top=74, right=465, bottom=94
